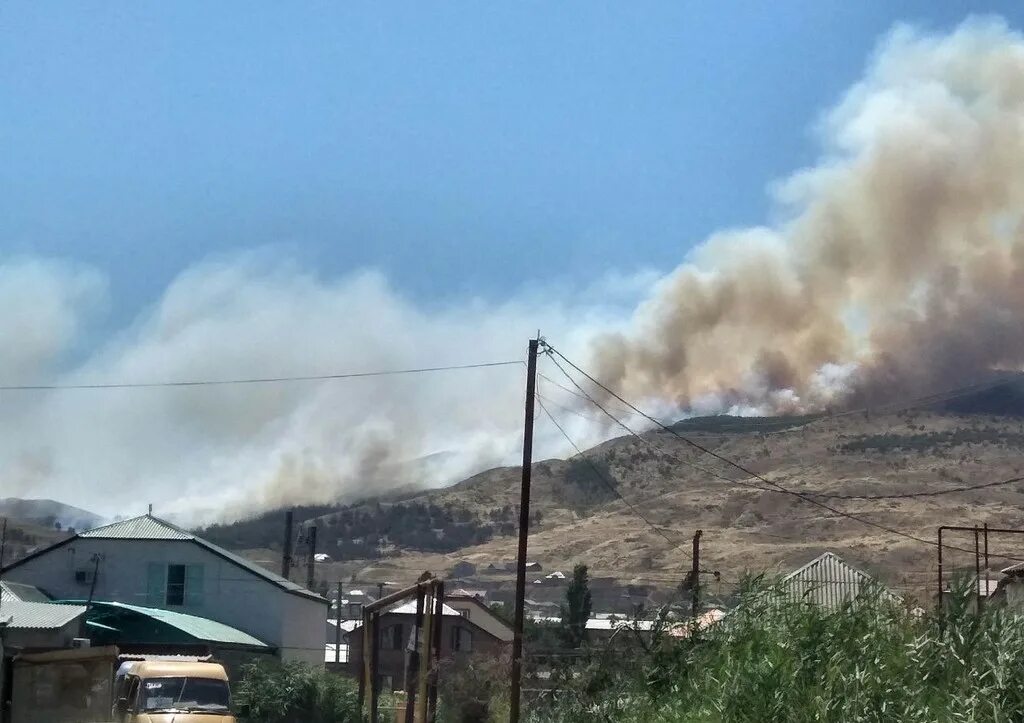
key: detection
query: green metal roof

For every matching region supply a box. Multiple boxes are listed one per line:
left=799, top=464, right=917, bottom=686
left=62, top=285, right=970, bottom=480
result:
left=2, top=601, right=86, bottom=630
left=79, top=601, right=269, bottom=648
left=78, top=514, right=326, bottom=603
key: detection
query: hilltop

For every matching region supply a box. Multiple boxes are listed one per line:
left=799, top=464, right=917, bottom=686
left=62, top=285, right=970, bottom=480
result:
left=200, top=378, right=1024, bottom=601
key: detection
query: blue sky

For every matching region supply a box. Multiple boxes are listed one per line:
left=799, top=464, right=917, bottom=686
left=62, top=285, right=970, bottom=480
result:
left=3, top=1, right=1024, bottom=322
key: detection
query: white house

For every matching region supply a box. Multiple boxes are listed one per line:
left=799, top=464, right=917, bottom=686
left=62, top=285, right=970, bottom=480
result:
left=1, top=514, right=327, bottom=664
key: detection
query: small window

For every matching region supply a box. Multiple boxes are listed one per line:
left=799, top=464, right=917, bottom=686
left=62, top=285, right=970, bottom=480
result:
left=450, top=626, right=473, bottom=653
left=381, top=624, right=405, bottom=651
left=166, top=564, right=186, bottom=606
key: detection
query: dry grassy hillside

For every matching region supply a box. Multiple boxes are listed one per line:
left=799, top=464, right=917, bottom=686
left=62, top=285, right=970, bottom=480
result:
left=315, top=408, right=1024, bottom=600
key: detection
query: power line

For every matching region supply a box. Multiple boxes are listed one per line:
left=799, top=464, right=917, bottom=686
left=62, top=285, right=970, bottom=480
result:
left=540, top=342, right=1018, bottom=561
left=808, top=475, right=1024, bottom=501
left=535, top=396, right=692, bottom=566
left=0, top=360, right=524, bottom=391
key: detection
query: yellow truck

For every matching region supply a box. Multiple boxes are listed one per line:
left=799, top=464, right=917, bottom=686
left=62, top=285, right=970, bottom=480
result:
left=111, top=660, right=236, bottom=723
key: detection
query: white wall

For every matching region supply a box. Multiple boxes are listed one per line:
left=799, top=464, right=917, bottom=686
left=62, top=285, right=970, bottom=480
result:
left=4, top=538, right=324, bottom=661
left=281, top=591, right=329, bottom=665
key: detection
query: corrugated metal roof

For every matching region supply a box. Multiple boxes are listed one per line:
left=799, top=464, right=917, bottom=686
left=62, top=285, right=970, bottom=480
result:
left=389, top=600, right=462, bottom=616
left=78, top=515, right=325, bottom=603
left=81, top=515, right=192, bottom=540
left=1, top=581, right=51, bottom=603
left=780, top=552, right=888, bottom=609
left=90, top=601, right=269, bottom=648
left=1, top=601, right=86, bottom=630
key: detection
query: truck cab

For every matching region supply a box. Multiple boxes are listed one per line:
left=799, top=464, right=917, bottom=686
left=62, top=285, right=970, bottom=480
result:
left=113, top=660, right=236, bottom=723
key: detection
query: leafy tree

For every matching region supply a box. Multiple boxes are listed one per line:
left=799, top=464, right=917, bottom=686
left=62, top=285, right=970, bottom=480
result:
left=234, top=660, right=360, bottom=723
left=560, top=564, right=592, bottom=648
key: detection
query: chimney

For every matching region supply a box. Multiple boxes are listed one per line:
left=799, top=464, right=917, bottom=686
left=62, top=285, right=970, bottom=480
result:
left=282, top=510, right=294, bottom=580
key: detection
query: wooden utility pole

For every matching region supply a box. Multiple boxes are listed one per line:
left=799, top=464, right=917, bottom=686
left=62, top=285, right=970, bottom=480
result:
left=509, top=338, right=539, bottom=723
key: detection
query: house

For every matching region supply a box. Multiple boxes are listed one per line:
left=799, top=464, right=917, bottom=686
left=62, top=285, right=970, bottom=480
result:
left=0, top=514, right=328, bottom=664
left=346, top=599, right=511, bottom=691
left=779, top=552, right=893, bottom=609
left=442, top=593, right=513, bottom=644
left=450, top=561, right=477, bottom=578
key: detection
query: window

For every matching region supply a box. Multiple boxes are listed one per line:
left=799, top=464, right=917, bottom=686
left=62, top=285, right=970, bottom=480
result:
left=138, top=677, right=230, bottom=713
left=381, top=624, right=405, bottom=651
left=146, top=563, right=205, bottom=608
left=166, top=565, right=186, bottom=606
left=450, top=626, right=473, bottom=653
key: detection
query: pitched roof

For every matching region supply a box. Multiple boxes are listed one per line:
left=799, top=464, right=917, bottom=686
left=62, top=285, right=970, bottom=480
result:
left=1, top=601, right=86, bottom=630
left=5, top=514, right=326, bottom=604
left=1, top=581, right=51, bottom=603
left=780, top=552, right=891, bottom=608
left=85, top=601, right=269, bottom=648
left=81, top=516, right=192, bottom=540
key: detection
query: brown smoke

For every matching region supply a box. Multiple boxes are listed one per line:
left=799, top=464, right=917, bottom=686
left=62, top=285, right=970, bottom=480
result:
left=593, top=19, right=1024, bottom=413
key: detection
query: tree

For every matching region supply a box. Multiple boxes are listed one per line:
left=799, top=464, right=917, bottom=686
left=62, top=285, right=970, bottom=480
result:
left=560, top=564, right=592, bottom=648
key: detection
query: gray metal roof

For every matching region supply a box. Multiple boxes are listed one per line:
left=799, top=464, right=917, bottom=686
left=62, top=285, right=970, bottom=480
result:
left=780, top=552, right=890, bottom=609
left=34, top=514, right=326, bottom=604
left=1, top=601, right=86, bottom=630
left=1, top=581, right=51, bottom=603
left=81, top=515, right=192, bottom=540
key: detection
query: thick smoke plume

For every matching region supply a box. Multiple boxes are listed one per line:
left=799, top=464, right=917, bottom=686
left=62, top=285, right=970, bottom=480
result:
left=596, top=19, right=1024, bottom=413
left=3, top=19, right=1024, bottom=521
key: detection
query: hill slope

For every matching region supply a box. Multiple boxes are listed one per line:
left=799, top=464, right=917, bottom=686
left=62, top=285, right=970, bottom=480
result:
left=201, top=388, right=1024, bottom=600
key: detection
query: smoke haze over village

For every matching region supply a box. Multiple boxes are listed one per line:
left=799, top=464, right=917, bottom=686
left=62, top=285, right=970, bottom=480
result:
left=4, top=17, right=1024, bottom=521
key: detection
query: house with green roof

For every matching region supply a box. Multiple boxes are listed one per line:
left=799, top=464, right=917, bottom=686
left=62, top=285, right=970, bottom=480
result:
left=1, top=514, right=328, bottom=664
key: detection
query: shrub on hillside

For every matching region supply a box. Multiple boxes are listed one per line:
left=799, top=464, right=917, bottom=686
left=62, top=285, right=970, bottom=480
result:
left=234, top=660, right=360, bottom=723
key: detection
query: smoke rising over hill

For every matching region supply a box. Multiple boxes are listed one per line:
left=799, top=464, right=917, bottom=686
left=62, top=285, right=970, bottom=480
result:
left=2, top=19, right=1024, bottom=520
left=595, top=19, right=1024, bottom=413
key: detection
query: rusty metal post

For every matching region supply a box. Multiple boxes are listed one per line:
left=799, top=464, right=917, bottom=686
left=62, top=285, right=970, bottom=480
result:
left=691, top=530, right=702, bottom=622
left=336, top=581, right=343, bottom=664
left=974, top=527, right=982, bottom=612
left=509, top=338, right=539, bottom=723
left=427, top=580, right=445, bottom=723
left=984, top=522, right=990, bottom=610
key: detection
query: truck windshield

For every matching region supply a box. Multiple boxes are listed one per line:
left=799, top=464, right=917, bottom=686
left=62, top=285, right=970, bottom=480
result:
left=139, top=677, right=231, bottom=713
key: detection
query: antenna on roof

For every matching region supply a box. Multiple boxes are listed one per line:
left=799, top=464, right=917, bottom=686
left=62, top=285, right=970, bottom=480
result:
left=147, top=504, right=153, bottom=515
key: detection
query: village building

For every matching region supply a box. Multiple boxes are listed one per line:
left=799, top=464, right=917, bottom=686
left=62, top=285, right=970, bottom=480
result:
left=779, top=552, right=893, bottom=608
left=0, top=514, right=327, bottom=664
left=346, top=598, right=513, bottom=691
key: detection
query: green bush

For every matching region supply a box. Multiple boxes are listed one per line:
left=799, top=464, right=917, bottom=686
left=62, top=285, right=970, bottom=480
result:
left=527, top=580, right=1024, bottom=722
left=234, top=660, right=361, bottom=723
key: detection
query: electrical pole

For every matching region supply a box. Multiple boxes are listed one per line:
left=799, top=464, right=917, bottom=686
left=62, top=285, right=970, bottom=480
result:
left=691, top=530, right=702, bottom=622
left=509, top=337, right=539, bottom=723
left=306, top=525, right=318, bottom=592
left=282, top=510, right=294, bottom=580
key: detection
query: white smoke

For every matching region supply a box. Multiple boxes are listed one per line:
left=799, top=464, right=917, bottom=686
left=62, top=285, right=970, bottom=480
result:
left=0, top=255, right=637, bottom=521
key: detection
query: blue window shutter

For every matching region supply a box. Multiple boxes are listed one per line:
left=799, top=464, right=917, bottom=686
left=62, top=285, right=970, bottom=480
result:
left=185, top=564, right=204, bottom=607
left=146, top=563, right=165, bottom=607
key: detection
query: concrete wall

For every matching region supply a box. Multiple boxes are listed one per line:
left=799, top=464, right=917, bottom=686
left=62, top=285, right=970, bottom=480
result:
left=4, top=538, right=325, bottom=663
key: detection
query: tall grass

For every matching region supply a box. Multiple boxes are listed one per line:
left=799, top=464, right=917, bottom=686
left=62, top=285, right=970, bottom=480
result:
left=527, top=581, right=1024, bottom=722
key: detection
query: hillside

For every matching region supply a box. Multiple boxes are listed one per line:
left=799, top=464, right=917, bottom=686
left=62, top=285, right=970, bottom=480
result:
left=199, top=378, right=1024, bottom=603
left=0, top=498, right=104, bottom=531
